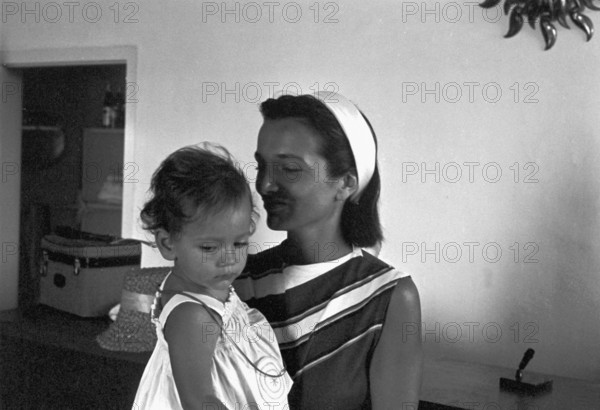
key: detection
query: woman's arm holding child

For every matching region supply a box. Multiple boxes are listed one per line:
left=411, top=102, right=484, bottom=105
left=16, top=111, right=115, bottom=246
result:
left=165, top=303, right=223, bottom=410
left=370, top=277, right=423, bottom=410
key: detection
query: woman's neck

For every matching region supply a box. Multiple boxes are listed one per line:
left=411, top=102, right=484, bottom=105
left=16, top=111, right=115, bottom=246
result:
left=284, top=229, right=353, bottom=265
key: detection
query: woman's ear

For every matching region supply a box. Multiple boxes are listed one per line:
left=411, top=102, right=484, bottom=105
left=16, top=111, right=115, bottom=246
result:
left=155, top=229, right=176, bottom=261
left=336, top=173, right=358, bottom=201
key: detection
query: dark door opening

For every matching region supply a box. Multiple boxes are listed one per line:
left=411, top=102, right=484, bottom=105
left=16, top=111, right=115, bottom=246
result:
left=19, top=64, right=126, bottom=308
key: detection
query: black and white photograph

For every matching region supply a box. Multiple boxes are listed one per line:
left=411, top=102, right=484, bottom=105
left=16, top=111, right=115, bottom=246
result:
left=1, top=1, right=599, bottom=409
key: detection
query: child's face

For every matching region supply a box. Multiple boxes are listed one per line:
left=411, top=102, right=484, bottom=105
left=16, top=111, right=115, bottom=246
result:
left=165, top=198, right=252, bottom=299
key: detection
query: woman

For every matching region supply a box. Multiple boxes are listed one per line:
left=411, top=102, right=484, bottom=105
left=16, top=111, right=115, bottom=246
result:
left=235, top=91, right=422, bottom=409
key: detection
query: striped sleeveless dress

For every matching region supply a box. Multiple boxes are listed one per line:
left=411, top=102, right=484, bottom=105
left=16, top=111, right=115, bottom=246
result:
left=234, top=244, right=409, bottom=410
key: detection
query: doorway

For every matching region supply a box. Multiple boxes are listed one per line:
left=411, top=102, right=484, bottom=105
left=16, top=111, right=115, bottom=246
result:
left=19, top=64, right=126, bottom=308
left=0, top=46, right=137, bottom=311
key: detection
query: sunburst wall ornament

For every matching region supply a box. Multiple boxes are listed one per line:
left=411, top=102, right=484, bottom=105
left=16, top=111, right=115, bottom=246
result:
left=479, top=0, right=600, bottom=50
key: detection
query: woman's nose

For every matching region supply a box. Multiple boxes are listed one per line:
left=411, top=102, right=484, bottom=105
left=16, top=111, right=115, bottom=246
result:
left=256, top=165, right=278, bottom=195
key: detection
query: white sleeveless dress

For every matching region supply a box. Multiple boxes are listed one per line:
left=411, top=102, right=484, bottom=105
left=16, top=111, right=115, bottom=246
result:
left=133, top=277, right=292, bottom=410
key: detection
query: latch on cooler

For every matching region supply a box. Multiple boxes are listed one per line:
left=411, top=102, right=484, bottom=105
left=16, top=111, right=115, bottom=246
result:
left=40, top=250, right=49, bottom=277
left=39, top=252, right=82, bottom=278
left=73, top=258, right=81, bottom=276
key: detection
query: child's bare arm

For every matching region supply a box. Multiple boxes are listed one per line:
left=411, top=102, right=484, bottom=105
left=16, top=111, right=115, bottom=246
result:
left=165, top=302, right=224, bottom=410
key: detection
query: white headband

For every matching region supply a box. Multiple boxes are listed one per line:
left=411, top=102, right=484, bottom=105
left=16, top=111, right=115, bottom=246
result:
left=314, top=91, right=376, bottom=203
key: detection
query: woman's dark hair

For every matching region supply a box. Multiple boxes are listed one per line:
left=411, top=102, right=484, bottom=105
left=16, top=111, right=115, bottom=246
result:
left=259, top=94, right=383, bottom=248
left=141, top=144, right=255, bottom=237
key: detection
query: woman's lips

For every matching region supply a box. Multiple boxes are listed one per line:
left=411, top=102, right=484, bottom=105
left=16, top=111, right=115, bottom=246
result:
left=263, top=199, right=288, bottom=213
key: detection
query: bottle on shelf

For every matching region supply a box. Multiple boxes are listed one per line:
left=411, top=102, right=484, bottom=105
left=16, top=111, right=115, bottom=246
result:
left=102, top=84, right=114, bottom=128
left=113, top=87, right=125, bottom=128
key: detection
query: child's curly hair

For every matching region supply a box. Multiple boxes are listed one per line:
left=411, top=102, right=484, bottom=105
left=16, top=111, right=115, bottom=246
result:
left=140, top=143, right=256, bottom=237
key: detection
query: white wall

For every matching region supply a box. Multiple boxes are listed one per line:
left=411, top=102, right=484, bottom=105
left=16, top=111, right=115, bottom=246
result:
left=2, top=0, right=599, bottom=381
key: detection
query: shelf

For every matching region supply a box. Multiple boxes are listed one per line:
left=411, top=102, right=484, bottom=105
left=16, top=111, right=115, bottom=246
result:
left=22, top=125, right=62, bottom=132
left=84, top=201, right=122, bottom=210
left=47, top=202, right=121, bottom=211
left=85, top=127, right=124, bottom=133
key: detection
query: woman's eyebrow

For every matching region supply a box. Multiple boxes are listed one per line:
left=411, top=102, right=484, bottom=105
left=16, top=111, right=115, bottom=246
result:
left=255, top=152, right=307, bottom=164
left=274, top=153, right=305, bottom=161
